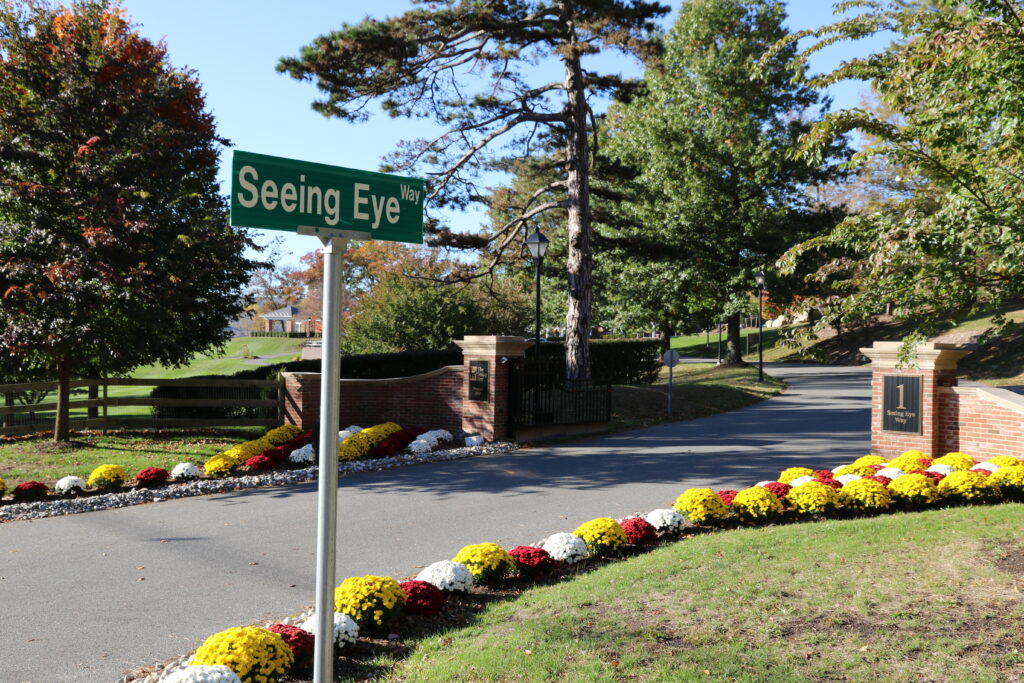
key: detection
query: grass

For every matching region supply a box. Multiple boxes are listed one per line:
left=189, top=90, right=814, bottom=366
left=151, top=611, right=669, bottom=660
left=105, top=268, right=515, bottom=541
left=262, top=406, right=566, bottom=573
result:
left=129, top=336, right=305, bottom=379
left=353, top=503, right=1024, bottom=683
left=0, top=428, right=264, bottom=485
left=608, top=363, right=785, bottom=433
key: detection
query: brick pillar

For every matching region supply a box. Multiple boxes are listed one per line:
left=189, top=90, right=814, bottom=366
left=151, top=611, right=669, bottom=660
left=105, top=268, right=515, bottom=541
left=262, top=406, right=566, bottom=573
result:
left=455, top=336, right=531, bottom=442
left=860, top=341, right=969, bottom=458
left=281, top=372, right=322, bottom=431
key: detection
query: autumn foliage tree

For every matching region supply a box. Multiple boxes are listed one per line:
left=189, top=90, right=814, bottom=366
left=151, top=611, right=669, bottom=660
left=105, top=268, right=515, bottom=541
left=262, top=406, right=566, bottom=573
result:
left=0, top=1, right=258, bottom=440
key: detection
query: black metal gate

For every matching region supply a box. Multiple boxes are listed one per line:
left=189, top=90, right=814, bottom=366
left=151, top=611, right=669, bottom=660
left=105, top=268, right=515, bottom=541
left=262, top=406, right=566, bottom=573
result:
left=509, top=358, right=611, bottom=434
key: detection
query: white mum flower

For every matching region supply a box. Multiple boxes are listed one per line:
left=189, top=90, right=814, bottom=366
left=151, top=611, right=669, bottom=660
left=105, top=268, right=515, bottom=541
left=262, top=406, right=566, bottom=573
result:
left=337, top=426, right=363, bottom=443
left=971, top=462, right=1000, bottom=473
left=163, top=665, right=241, bottom=683
left=831, top=465, right=846, bottom=474
left=926, top=463, right=956, bottom=476
left=298, top=611, right=359, bottom=648
left=837, top=474, right=863, bottom=486
left=288, top=444, right=315, bottom=464
left=644, top=508, right=684, bottom=534
left=876, top=467, right=906, bottom=479
left=540, top=532, right=590, bottom=564
left=415, top=560, right=474, bottom=592
left=170, top=463, right=201, bottom=481
left=54, top=475, right=86, bottom=495
left=408, top=439, right=433, bottom=454
left=464, top=435, right=485, bottom=447
left=755, top=480, right=776, bottom=488
left=789, top=475, right=815, bottom=487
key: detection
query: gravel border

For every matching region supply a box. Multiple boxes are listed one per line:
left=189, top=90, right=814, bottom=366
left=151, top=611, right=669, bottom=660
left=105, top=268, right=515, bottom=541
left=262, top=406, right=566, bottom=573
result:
left=0, top=441, right=517, bottom=524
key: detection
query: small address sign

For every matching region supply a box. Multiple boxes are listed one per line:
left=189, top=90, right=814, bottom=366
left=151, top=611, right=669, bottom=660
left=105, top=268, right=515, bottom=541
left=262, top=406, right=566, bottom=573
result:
left=882, top=375, right=922, bottom=433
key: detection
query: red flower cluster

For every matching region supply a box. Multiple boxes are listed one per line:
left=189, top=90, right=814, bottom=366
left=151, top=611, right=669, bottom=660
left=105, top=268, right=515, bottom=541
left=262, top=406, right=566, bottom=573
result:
left=246, top=455, right=277, bottom=471
left=620, top=517, right=658, bottom=545
left=508, top=546, right=556, bottom=576
left=867, top=464, right=885, bottom=472
left=716, top=490, right=738, bottom=505
left=909, top=469, right=944, bottom=482
left=813, top=469, right=834, bottom=479
left=370, top=427, right=427, bottom=458
left=135, top=467, right=169, bottom=487
left=970, top=468, right=993, bottom=477
left=919, top=458, right=934, bottom=467
left=12, top=481, right=48, bottom=502
left=267, top=623, right=314, bottom=664
left=399, top=580, right=445, bottom=616
left=762, top=482, right=791, bottom=499
left=263, top=446, right=291, bottom=463
left=813, top=478, right=842, bottom=490
left=863, top=475, right=891, bottom=486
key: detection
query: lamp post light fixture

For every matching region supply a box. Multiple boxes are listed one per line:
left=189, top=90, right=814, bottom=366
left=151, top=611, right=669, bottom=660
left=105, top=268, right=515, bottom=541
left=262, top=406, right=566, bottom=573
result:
left=525, top=227, right=548, bottom=422
left=755, top=268, right=766, bottom=383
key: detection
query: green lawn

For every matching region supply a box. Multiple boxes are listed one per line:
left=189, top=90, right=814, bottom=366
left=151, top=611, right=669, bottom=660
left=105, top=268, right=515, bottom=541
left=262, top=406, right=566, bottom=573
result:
left=130, top=336, right=305, bottom=379
left=373, top=503, right=1024, bottom=683
left=670, top=325, right=804, bottom=363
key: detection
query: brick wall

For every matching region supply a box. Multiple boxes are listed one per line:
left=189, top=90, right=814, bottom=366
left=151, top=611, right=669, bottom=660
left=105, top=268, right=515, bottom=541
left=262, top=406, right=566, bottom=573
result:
left=938, top=385, right=1024, bottom=458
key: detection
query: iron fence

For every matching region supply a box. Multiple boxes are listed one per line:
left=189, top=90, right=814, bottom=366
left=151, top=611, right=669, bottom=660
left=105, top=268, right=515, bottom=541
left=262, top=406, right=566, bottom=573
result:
left=510, top=359, right=611, bottom=431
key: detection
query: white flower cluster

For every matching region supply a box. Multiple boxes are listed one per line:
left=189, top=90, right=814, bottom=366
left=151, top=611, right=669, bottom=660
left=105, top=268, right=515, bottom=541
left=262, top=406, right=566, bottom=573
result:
left=163, top=665, right=241, bottom=683
left=288, top=443, right=315, bottom=465
left=408, top=429, right=453, bottom=454
left=971, top=462, right=1000, bottom=473
left=298, top=611, right=359, bottom=648
left=876, top=467, right=905, bottom=480
left=54, top=476, right=85, bottom=495
left=464, top=435, right=485, bottom=447
left=415, top=560, right=474, bottom=592
left=836, top=474, right=862, bottom=486
left=789, top=475, right=815, bottom=487
left=338, top=425, right=363, bottom=442
left=540, top=532, right=589, bottom=564
left=755, top=480, right=775, bottom=488
left=644, top=508, right=684, bottom=534
left=927, top=463, right=956, bottom=476
left=171, top=463, right=201, bottom=481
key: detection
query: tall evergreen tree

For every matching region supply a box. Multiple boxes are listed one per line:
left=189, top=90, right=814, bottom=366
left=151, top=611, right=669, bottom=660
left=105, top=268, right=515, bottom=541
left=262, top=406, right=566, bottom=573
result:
left=278, top=0, right=668, bottom=381
left=608, top=0, right=846, bottom=362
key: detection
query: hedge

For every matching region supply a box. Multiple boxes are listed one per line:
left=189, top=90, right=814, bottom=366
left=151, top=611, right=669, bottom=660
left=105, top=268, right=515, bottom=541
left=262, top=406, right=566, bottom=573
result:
left=527, top=338, right=661, bottom=385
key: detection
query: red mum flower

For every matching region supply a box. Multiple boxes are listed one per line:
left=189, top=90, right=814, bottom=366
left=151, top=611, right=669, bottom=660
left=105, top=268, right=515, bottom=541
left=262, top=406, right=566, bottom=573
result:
left=399, top=580, right=445, bottom=617
left=369, top=427, right=428, bottom=458
left=620, top=517, right=658, bottom=545
left=909, top=469, right=944, bottom=482
left=867, top=464, right=885, bottom=472
left=12, top=481, right=48, bottom=502
left=762, top=482, right=791, bottom=499
left=508, top=545, right=556, bottom=576
left=813, top=478, right=842, bottom=490
left=246, top=454, right=277, bottom=471
left=919, top=458, right=934, bottom=467
left=813, top=469, right=834, bottom=480
left=135, top=467, right=169, bottom=487
left=970, top=468, right=992, bottom=477
left=716, top=489, right=738, bottom=505
left=263, top=446, right=291, bottom=463
left=282, top=432, right=313, bottom=450
left=863, top=475, right=891, bottom=487
left=267, top=623, right=314, bottom=664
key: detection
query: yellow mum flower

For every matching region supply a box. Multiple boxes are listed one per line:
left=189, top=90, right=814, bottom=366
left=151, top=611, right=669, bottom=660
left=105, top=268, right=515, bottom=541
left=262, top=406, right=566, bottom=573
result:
left=573, top=518, right=629, bottom=556
left=786, top=481, right=840, bottom=515
left=731, top=487, right=783, bottom=522
left=852, top=454, right=888, bottom=468
left=840, top=478, right=891, bottom=512
left=191, top=626, right=293, bottom=683
left=86, top=464, right=128, bottom=490
left=674, top=488, right=729, bottom=524
left=778, top=467, right=815, bottom=484
left=888, top=473, right=939, bottom=506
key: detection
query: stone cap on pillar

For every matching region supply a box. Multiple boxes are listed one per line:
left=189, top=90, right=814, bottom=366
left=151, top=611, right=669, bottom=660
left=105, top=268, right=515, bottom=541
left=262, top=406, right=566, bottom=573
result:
left=455, top=335, right=532, bottom=358
left=860, top=341, right=970, bottom=370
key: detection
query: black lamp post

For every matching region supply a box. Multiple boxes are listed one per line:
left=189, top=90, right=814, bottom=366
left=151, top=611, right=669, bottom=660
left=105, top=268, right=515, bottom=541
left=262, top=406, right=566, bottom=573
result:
left=755, top=268, right=766, bottom=383
left=525, top=227, right=548, bottom=420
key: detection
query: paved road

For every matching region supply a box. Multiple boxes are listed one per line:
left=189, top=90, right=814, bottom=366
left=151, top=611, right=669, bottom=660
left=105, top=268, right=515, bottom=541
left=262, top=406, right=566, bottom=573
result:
left=0, top=364, right=871, bottom=682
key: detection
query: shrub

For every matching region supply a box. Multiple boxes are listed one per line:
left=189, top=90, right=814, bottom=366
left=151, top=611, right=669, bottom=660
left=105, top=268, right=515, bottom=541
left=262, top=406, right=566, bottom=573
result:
left=54, top=475, right=86, bottom=496
left=264, top=424, right=302, bottom=445
left=786, top=481, right=840, bottom=515
left=937, top=470, right=1002, bottom=504
left=619, top=517, right=658, bottom=545
left=414, top=560, right=474, bottom=592
left=573, top=517, right=629, bottom=557
left=992, top=466, right=1024, bottom=501
left=190, top=626, right=293, bottom=683
left=12, top=480, right=48, bottom=502
left=171, top=462, right=201, bottom=481
left=888, top=450, right=931, bottom=471
left=87, top=464, right=128, bottom=490
left=508, top=546, right=557, bottom=576
left=778, top=467, right=815, bottom=484
left=731, top=487, right=784, bottom=522
left=540, top=532, right=590, bottom=564
left=534, top=338, right=661, bottom=384
left=333, top=575, right=406, bottom=630
left=643, top=508, right=684, bottom=535
left=245, top=455, right=277, bottom=471
left=265, top=624, right=313, bottom=667
left=840, top=478, right=891, bottom=512
left=932, top=452, right=976, bottom=472
left=399, top=580, right=446, bottom=617
left=987, top=455, right=1022, bottom=468
left=135, top=467, right=169, bottom=488
left=888, top=473, right=939, bottom=506
left=452, top=542, right=516, bottom=585
left=674, top=488, right=728, bottom=524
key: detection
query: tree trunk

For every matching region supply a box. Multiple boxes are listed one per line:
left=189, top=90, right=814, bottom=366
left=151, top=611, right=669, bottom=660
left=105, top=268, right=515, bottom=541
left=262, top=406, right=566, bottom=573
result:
left=562, top=10, right=593, bottom=385
left=724, top=313, right=743, bottom=364
left=54, top=359, right=70, bottom=442
left=658, top=320, right=673, bottom=352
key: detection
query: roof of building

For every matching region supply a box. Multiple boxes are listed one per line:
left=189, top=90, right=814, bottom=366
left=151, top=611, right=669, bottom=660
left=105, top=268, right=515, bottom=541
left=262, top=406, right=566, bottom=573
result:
left=262, top=305, right=300, bottom=320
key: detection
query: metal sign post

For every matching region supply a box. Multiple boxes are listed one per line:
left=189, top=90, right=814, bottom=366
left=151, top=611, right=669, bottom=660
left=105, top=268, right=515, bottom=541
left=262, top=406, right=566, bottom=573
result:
left=663, top=349, right=681, bottom=417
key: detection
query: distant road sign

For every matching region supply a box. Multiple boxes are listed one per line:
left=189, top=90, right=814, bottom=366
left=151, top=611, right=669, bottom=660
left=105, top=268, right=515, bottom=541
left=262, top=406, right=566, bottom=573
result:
left=663, top=349, right=681, bottom=367
left=229, top=150, right=424, bottom=244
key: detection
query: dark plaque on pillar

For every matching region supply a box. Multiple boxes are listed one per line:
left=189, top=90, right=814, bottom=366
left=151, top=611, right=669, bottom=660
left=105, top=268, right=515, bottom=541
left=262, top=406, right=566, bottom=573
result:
left=468, top=360, right=489, bottom=401
left=883, top=375, right=922, bottom=433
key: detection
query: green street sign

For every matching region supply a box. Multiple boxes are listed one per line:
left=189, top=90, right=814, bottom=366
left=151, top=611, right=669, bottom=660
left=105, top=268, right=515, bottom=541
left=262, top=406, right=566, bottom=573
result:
left=229, top=150, right=424, bottom=244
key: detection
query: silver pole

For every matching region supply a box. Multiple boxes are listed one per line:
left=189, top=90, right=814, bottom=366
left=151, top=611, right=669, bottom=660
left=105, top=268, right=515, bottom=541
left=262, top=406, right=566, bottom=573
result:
left=667, top=362, right=673, bottom=417
left=313, top=236, right=346, bottom=683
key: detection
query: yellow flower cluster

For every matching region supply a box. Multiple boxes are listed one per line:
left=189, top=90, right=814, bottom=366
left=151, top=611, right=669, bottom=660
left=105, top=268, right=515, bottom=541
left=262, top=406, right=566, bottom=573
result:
left=452, top=542, right=516, bottom=584
left=786, top=481, right=839, bottom=515
left=338, top=422, right=403, bottom=461
left=986, top=455, right=1023, bottom=468
left=834, top=463, right=876, bottom=478
left=191, top=626, right=293, bottom=683
left=204, top=432, right=281, bottom=474
left=334, top=575, right=406, bottom=629
left=204, top=454, right=236, bottom=478
left=778, top=467, right=815, bottom=484
left=888, top=473, right=938, bottom=505
left=264, top=424, right=302, bottom=445
left=932, top=452, right=976, bottom=471
left=0, top=477, right=7, bottom=497
left=573, top=518, right=629, bottom=556
left=852, top=454, right=888, bottom=467
left=674, top=488, right=729, bottom=524
left=937, top=470, right=1001, bottom=503
left=992, top=466, right=1024, bottom=500
left=888, top=450, right=931, bottom=471
left=730, top=487, right=783, bottom=522
left=840, top=478, right=891, bottom=512
left=86, top=463, right=128, bottom=490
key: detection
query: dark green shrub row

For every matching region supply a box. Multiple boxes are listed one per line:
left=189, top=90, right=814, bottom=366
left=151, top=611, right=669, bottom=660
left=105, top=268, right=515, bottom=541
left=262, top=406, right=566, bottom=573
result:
left=527, top=338, right=661, bottom=385
left=248, top=331, right=321, bottom=338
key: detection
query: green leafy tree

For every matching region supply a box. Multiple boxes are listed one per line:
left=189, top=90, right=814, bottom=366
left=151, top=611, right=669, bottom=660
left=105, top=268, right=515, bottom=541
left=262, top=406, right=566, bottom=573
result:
left=773, top=0, right=1024, bottom=346
left=278, top=0, right=668, bottom=381
left=0, top=1, right=258, bottom=440
left=607, top=0, right=846, bottom=362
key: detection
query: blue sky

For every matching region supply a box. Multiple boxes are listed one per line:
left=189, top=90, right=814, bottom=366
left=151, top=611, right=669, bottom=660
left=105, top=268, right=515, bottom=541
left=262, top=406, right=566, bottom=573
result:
left=124, top=0, right=888, bottom=269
